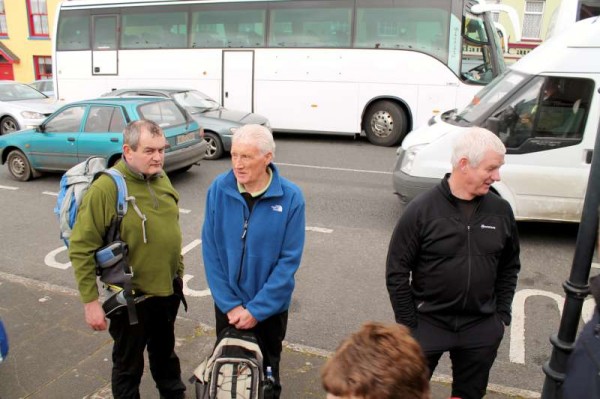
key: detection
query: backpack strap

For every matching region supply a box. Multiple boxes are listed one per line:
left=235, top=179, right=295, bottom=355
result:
left=97, top=169, right=138, bottom=325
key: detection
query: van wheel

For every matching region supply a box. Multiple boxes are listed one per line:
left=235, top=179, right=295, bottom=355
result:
left=363, top=101, right=407, bottom=147
left=7, top=149, right=33, bottom=181
left=203, top=132, right=224, bottom=160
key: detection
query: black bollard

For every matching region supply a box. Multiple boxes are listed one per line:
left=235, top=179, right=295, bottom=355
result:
left=541, top=97, right=600, bottom=398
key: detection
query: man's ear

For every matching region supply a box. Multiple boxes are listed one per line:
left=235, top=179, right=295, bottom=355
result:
left=458, top=157, right=469, bottom=172
left=122, top=144, right=132, bottom=161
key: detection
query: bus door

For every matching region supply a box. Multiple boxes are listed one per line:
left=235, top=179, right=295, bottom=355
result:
left=92, top=15, right=118, bottom=75
left=222, top=51, right=254, bottom=112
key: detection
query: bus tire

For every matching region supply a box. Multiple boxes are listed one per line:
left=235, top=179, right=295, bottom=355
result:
left=364, top=101, right=407, bottom=147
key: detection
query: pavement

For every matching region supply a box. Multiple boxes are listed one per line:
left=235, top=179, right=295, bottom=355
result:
left=0, top=273, right=533, bottom=399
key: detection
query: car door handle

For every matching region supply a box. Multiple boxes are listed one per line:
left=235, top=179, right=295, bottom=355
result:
left=67, top=137, right=76, bottom=142
left=110, top=138, right=119, bottom=142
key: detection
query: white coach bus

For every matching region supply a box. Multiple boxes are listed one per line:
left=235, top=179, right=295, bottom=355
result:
left=54, top=0, right=517, bottom=146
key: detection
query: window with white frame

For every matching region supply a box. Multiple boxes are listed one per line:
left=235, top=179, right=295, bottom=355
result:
left=522, top=0, right=544, bottom=39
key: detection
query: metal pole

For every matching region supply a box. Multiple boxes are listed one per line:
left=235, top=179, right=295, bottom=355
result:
left=541, top=114, right=600, bottom=398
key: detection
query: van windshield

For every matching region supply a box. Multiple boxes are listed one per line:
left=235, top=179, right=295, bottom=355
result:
left=453, top=69, right=529, bottom=123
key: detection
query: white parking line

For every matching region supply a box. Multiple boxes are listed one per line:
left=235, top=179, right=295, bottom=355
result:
left=0, top=185, right=18, bottom=190
left=277, top=162, right=391, bottom=175
left=592, top=262, right=600, bottom=269
left=306, top=226, right=333, bottom=233
left=43, top=191, right=58, bottom=197
left=179, top=208, right=191, bottom=214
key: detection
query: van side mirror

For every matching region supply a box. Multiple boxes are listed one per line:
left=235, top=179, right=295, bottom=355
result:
left=485, top=117, right=501, bottom=134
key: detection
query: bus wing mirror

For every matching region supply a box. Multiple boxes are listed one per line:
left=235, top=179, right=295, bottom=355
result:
left=471, top=4, right=522, bottom=42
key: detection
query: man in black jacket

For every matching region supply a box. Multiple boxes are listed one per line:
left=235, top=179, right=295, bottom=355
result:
left=386, top=127, right=521, bottom=399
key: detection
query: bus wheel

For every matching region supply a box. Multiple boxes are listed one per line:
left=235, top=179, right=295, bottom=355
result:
left=364, top=101, right=407, bottom=147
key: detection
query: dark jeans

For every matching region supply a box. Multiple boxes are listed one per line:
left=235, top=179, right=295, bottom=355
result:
left=108, top=295, right=186, bottom=399
left=215, top=305, right=288, bottom=398
left=413, top=314, right=505, bottom=399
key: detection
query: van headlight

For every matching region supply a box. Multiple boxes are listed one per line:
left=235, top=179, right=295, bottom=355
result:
left=400, top=145, right=425, bottom=174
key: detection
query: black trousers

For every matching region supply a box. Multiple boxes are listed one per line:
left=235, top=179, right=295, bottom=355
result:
left=108, top=295, right=186, bottom=399
left=215, top=305, right=288, bottom=398
left=413, top=314, right=505, bottom=399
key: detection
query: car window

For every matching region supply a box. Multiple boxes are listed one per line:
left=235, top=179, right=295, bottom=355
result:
left=491, top=77, right=594, bottom=150
left=0, top=83, right=47, bottom=101
left=45, top=106, right=86, bottom=133
left=84, top=106, right=126, bottom=133
left=138, top=100, right=187, bottom=128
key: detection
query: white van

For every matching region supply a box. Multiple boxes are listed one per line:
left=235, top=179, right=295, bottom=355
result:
left=392, top=17, right=600, bottom=223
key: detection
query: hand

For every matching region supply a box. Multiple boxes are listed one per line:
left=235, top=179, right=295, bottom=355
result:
left=227, top=306, right=258, bottom=329
left=84, top=300, right=107, bottom=331
left=235, top=308, right=258, bottom=330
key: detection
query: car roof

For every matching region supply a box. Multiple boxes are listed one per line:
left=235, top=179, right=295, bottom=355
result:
left=0, top=80, right=30, bottom=86
left=67, top=96, right=172, bottom=106
left=107, top=88, right=194, bottom=95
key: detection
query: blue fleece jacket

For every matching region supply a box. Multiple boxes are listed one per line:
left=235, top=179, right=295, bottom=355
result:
left=201, top=164, right=305, bottom=322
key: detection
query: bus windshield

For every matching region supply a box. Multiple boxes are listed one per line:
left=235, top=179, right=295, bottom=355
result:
left=461, top=10, right=506, bottom=85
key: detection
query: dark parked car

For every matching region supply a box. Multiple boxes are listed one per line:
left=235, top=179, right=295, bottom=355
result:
left=102, top=88, right=270, bottom=160
left=0, top=97, right=207, bottom=181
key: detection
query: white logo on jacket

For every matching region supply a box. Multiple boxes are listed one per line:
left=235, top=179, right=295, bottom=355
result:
left=481, top=224, right=496, bottom=230
left=271, top=205, right=283, bottom=212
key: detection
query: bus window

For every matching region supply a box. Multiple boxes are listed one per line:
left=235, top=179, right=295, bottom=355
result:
left=121, top=9, right=187, bottom=49
left=57, top=11, right=90, bottom=51
left=269, top=1, right=352, bottom=48
left=190, top=4, right=266, bottom=48
left=355, top=0, right=450, bottom=63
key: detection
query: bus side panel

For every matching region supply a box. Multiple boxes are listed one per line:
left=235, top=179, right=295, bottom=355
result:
left=56, top=52, right=95, bottom=101
left=254, top=49, right=463, bottom=134
left=56, top=50, right=225, bottom=103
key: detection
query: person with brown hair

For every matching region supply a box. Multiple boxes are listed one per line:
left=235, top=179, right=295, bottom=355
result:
left=321, top=322, right=430, bottom=399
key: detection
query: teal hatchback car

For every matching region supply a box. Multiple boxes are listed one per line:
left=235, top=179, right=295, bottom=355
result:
left=0, top=97, right=207, bottom=181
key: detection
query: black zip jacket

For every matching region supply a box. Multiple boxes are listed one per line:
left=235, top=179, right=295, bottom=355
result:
left=386, top=174, right=521, bottom=330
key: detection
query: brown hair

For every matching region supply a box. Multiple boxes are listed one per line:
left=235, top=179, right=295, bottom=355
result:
left=321, top=322, right=430, bottom=399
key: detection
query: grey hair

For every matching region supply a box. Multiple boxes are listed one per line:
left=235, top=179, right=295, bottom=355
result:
left=450, top=127, right=506, bottom=168
left=232, top=124, right=275, bottom=156
left=123, top=120, right=164, bottom=150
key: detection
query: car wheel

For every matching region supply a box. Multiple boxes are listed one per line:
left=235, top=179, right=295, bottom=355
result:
left=7, top=150, right=33, bottom=181
left=203, top=132, right=224, bottom=160
left=363, top=101, right=407, bottom=147
left=1, top=116, right=19, bottom=135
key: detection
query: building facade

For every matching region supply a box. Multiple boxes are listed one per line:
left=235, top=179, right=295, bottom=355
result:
left=491, top=0, right=561, bottom=62
left=0, top=0, right=60, bottom=83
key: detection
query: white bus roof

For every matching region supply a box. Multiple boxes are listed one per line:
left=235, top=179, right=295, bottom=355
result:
left=60, top=0, right=286, bottom=7
left=512, top=17, right=600, bottom=75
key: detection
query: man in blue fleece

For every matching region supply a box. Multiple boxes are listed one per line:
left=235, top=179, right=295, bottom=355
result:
left=201, top=124, right=306, bottom=398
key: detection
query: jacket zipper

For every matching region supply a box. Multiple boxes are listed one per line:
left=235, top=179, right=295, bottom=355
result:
left=463, top=224, right=472, bottom=310
left=238, top=218, right=249, bottom=283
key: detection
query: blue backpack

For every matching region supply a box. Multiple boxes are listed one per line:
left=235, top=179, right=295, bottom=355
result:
left=0, top=317, right=8, bottom=363
left=54, top=157, right=128, bottom=247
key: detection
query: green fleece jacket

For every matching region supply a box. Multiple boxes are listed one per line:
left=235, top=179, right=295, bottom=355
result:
left=69, top=160, right=184, bottom=303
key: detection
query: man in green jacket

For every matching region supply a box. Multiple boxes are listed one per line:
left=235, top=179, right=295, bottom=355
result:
left=69, top=120, right=186, bottom=399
